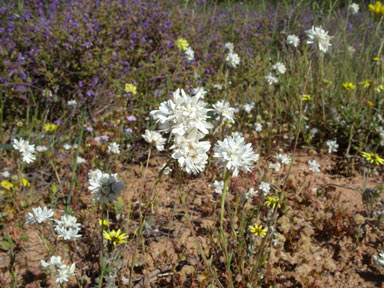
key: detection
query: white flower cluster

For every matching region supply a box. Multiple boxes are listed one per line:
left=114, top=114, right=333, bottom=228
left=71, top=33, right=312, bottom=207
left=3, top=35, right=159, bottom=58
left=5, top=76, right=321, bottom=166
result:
left=243, top=101, right=255, bottom=114
left=88, top=169, right=125, bottom=204
left=213, top=100, right=236, bottom=123
left=25, top=206, right=54, bottom=224
left=41, top=256, right=76, bottom=284
left=306, top=26, right=332, bottom=53
left=150, top=88, right=213, bottom=174
left=212, top=180, right=227, bottom=195
left=269, top=153, right=292, bottom=171
left=224, top=42, right=240, bottom=68
left=349, top=3, right=359, bottom=15
left=325, top=139, right=338, bottom=154
left=107, top=142, right=120, bottom=154
left=54, top=214, right=82, bottom=240
left=287, top=34, right=300, bottom=48
left=214, top=135, right=259, bottom=177
left=13, top=138, right=36, bottom=164
left=265, top=61, right=286, bottom=86
left=184, top=47, right=195, bottom=62
left=142, top=130, right=166, bottom=151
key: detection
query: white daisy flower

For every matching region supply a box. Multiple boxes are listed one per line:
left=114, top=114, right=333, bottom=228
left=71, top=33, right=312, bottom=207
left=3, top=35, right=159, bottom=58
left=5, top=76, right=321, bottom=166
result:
left=88, top=169, right=124, bottom=204
left=12, top=138, right=36, bottom=164
left=272, top=62, right=286, bottom=75
left=54, top=214, right=82, bottom=240
left=269, top=162, right=281, bottom=172
left=107, top=142, right=120, bottom=154
left=226, top=51, right=240, bottom=68
left=243, top=102, right=255, bottom=113
left=275, top=153, right=291, bottom=165
left=259, top=181, right=270, bottom=196
left=214, top=135, right=259, bottom=177
left=142, top=130, right=166, bottom=151
left=67, top=100, right=77, bottom=107
left=349, top=3, right=359, bottom=15
left=224, top=42, right=234, bottom=53
left=254, top=122, right=263, bottom=132
left=213, top=100, right=236, bottom=123
left=307, top=160, right=320, bottom=172
left=184, top=47, right=195, bottom=62
left=25, top=206, right=54, bottom=224
left=76, top=156, right=86, bottom=164
left=212, top=180, right=227, bottom=195
left=265, top=73, right=278, bottom=86
left=325, top=140, right=338, bottom=154
left=306, top=26, right=332, bottom=53
left=36, top=145, right=48, bottom=152
left=63, top=144, right=72, bottom=150
left=287, top=34, right=300, bottom=47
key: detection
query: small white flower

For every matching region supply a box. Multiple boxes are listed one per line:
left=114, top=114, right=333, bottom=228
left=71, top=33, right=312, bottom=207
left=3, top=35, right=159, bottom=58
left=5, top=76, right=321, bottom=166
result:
left=310, top=128, right=318, bottom=136
left=325, top=140, right=338, bottom=154
left=77, top=156, right=86, bottom=164
left=307, top=160, right=320, bottom=172
left=275, top=153, right=291, bottom=165
left=306, top=26, right=332, bottom=53
left=25, top=206, right=54, bottom=224
left=67, top=100, right=77, bottom=107
left=213, top=135, right=259, bottom=177
left=36, top=145, right=48, bottom=152
left=13, top=138, right=36, bottom=164
left=245, top=187, right=257, bottom=200
left=259, top=181, right=270, bottom=196
left=1, top=170, right=10, bottom=177
left=212, top=180, right=227, bottom=195
left=349, top=3, right=359, bottom=15
left=213, top=84, right=223, bottom=90
left=192, top=87, right=207, bottom=99
left=63, top=144, right=72, bottom=150
left=373, top=252, right=384, bottom=267
left=287, top=34, right=300, bottom=48
left=213, top=100, right=236, bottom=123
left=107, top=142, right=120, bottom=154
left=56, top=263, right=75, bottom=284
left=88, top=169, right=124, bottom=204
left=243, top=102, right=255, bottom=113
left=41, top=256, right=63, bottom=269
left=265, top=73, right=278, bottom=86
left=226, top=51, right=240, bottom=68
left=142, top=130, right=166, bottom=151
left=224, top=42, right=234, bottom=53
left=254, top=122, right=263, bottom=132
left=54, top=215, right=82, bottom=240
left=269, top=162, right=281, bottom=172
left=184, top=47, right=195, bottom=62
left=272, top=62, right=286, bottom=75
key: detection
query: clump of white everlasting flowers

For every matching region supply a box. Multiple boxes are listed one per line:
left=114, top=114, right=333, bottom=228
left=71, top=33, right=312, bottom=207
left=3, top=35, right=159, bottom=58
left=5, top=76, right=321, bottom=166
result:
left=88, top=169, right=125, bottom=204
left=213, top=100, right=236, bottom=123
left=224, top=42, right=240, bottom=68
left=13, top=138, right=36, bottom=164
left=265, top=73, right=278, bottom=86
left=214, top=134, right=259, bottom=177
left=107, top=142, right=120, bottom=154
left=150, top=88, right=213, bottom=174
left=212, top=180, right=227, bottom=195
left=272, top=62, right=286, bottom=75
left=184, top=47, right=195, bottom=62
left=287, top=34, right=300, bottom=47
left=142, top=130, right=166, bottom=151
left=373, top=252, right=384, bottom=267
left=306, top=26, right=332, bottom=53
left=307, top=160, right=321, bottom=172
left=41, top=256, right=76, bottom=284
left=349, top=3, right=359, bottom=15
left=54, top=214, right=81, bottom=240
left=243, top=101, right=255, bottom=114
left=325, top=140, right=339, bottom=154
left=25, top=206, right=54, bottom=224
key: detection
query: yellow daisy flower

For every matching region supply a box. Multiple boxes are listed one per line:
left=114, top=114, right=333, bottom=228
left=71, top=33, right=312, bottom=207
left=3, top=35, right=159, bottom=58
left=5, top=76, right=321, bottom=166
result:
left=103, top=229, right=128, bottom=245
left=1, top=180, right=14, bottom=190
left=99, top=219, right=110, bottom=227
left=264, top=196, right=281, bottom=209
left=342, top=82, right=356, bottom=91
left=176, top=38, right=189, bottom=51
left=124, top=83, right=137, bottom=95
left=362, top=152, right=384, bottom=165
left=359, top=80, right=372, bottom=88
left=21, top=178, right=30, bottom=187
left=44, top=123, right=57, bottom=132
left=248, top=224, right=267, bottom=238
left=302, top=94, right=311, bottom=101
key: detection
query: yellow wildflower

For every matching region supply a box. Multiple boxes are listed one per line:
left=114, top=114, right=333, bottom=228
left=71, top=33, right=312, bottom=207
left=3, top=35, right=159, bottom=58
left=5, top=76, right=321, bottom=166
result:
left=16, top=121, right=23, bottom=127
left=359, top=80, right=372, bottom=88
left=1, top=180, right=14, bottom=190
left=176, top=38, right=189, bottom=51
left=103, top=229, right=128, bottom=245
left=376, top=84, right=384, bottom=93
left=369, top=1, right=384, bottom=19
left=44, top=123, right=57, bottom=132
left=342, top=82, right=356, bottom=91
left=265, top=196, right=281, bottom=209
left=21, top=178, right=30, bottom=187
left=373, top=57, right=381, bottom=62
left=124, top=83, right=137, bottom=95
left=99, top=219, right=110, bottom=226
left=362, top=152, right=384, bottom=165
left=367, top=101, right=374, bottom=107
left=248, top=224, right=267, bottom=238
left=302, top=94, right=311, bottom=101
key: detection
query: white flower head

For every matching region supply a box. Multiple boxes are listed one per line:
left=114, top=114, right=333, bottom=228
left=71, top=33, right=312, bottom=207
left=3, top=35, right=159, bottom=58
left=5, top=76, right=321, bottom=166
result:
left=142, top=130, right=166, bottom=151
left=325, top=140, right=338, bottom=154
left=63, top=144, right=72, bottom=150
left=243, top=101, right=255, bottom=114
left=306, top=26, right=332, bottom=53
left=259, top=181, right=270, bottom=196
left=54, top=214, right=81, bottom=240
left=287, top=34, right=300, bottom=48
left=212, top=180, right=227, bottom=195
left=41, top=256, right=63, bottom=269
left=272, top=62, right=286, bottom=75
left=307, top=159, right=320, bottom=172
left=25, top=206, right=54, bottom=224
left=373, top=252, right=384, bottom=267
left=76, top=156, right=86, bottom=164
left=254, top=122, right=263, bottom=132
left=36, top=145, right=48, bottom=152
left=150, top=88, right=213, bottom=138
left=269, top=162, right=281, bottom=172
left=275, top=153, right=291, bottom=165
left=192, top=87, right=207, bottom=99
left=171, top=133, right=211, bottom=174
left=214, top=135, right=259, bottom=177
left=88, top=169, right=124, bottom=204
left=213, top=100, right=236, bottom=123
left=184, top=47, right=195, bottom=62
left=67, top=100, right=77, bottom=107
left=226, top=51, right=240, bottom=68
left=245, top=187, right=257, bottom=200
left=224, top=42, right=234, bottom=53
left=13, top=138, right=36, bottom=164
left=349, top=3, right=359, bottom=15
left=213, top=84, right=223, bottom=90
left=1, top=170, right=10, bottom=177
left=265, top=73, right=278, bottom=86
left=41, top=256, right=75, bottom=284
left=107, top=142, right=120, bottom=154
